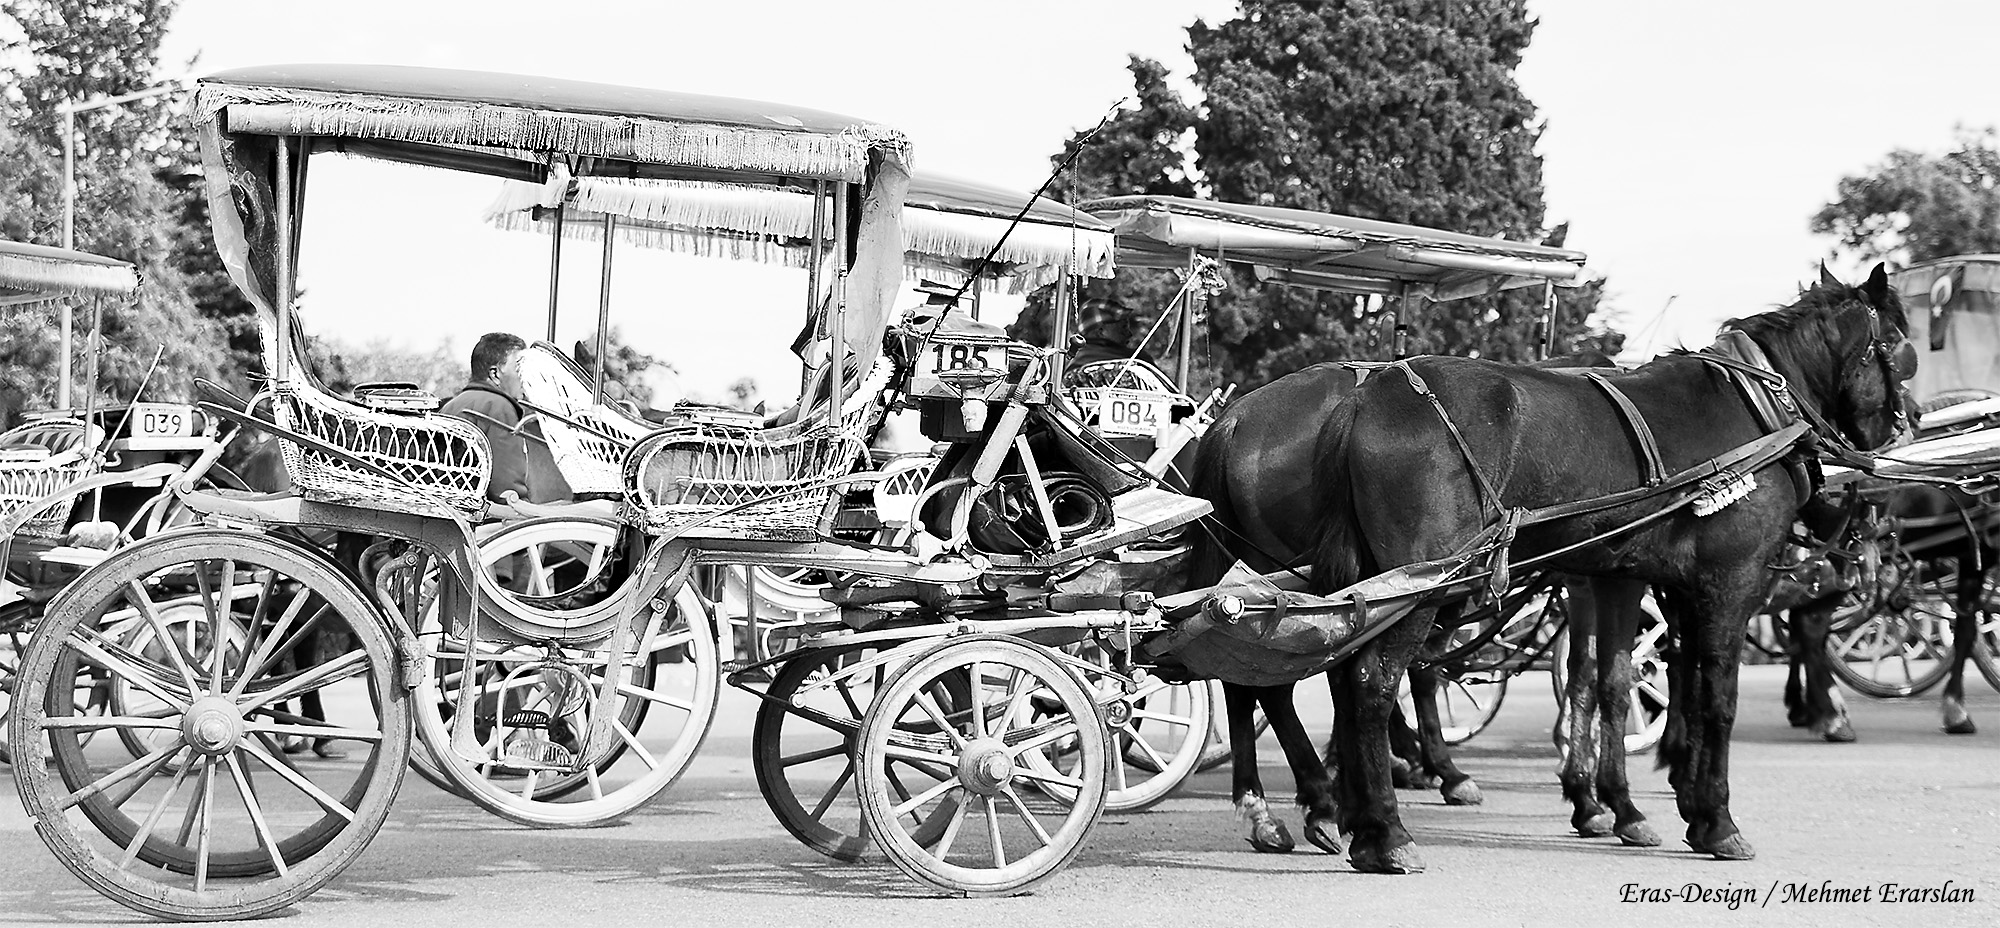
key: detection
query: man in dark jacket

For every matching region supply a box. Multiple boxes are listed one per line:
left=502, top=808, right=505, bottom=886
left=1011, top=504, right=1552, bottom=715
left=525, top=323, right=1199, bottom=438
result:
left=441, top=332, right=533, bottom=503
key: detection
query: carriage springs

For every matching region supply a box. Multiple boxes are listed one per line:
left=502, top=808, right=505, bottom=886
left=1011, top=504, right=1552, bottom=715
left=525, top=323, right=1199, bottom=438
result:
left=1617, top=880, right=1975, bottom=908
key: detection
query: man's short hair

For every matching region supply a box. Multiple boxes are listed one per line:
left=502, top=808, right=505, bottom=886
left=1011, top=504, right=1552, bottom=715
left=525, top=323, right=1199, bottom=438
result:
left=470, top=332, right=527, bottom=380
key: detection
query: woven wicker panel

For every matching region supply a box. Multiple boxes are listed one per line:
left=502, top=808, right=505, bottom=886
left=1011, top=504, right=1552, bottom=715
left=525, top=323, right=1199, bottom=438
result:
left=272, top=381, right=491, bottom=515
left=621, top=358, right=892, bottom=540
left=0, top=420, right=103, bottom=537
left=516, top=343, right=654, bottom=496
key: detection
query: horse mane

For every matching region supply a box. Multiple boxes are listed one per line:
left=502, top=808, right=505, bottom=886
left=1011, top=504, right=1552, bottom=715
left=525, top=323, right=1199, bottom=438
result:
left=1720, top=279, right=1903, bottom=402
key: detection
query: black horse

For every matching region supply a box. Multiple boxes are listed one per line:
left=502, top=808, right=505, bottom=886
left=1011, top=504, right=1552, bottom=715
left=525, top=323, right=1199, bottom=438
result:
left=1198, top=266, right=1912, bottom=872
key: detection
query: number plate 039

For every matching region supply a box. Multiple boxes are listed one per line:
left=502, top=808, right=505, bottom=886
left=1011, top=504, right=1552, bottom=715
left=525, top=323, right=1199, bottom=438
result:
left=132, top=402, right=195, bottom=438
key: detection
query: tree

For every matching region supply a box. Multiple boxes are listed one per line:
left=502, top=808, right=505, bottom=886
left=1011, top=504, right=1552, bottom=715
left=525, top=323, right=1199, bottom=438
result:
left=1811, top=128, right=2000, bottom=265
left=0, top=0, right=228, bottom=424
left=1039, top=0, right=1620, bottom=392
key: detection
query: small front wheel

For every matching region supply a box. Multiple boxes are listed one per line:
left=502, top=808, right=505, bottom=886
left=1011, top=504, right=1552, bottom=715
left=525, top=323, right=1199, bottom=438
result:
left=856, top=635, right=1106, bottom=897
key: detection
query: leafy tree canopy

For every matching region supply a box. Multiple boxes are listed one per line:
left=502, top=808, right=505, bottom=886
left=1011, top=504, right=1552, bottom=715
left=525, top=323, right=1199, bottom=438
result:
left=1812, top=127, right=2000, bottom=266
left=1030, top=0, right=1621, bottom=393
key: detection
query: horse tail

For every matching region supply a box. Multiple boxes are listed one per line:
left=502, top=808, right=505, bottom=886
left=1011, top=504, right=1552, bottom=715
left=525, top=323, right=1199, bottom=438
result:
left=1186, top=413, right=1242, bottom=590
left=1309, top=396, right=1373, bottom=596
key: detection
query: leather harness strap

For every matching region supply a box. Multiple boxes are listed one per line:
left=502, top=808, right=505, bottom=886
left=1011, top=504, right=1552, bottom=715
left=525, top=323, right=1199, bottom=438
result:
left=1579, top=371, right=1666, bottom=486
left=1393, top=361, right=1504, bottom=518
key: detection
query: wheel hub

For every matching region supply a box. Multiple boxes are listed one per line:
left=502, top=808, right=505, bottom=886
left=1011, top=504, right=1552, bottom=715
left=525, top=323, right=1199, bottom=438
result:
left=180, top=696, right=245, bottom=755
left=1103, top=699, right=1134, bottom=729
left=957, top=738, right=1015, bottom=795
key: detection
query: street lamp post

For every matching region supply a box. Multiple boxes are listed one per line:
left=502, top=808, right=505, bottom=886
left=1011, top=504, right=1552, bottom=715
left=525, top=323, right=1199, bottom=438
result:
left=54, top=79, right=189, bottom=408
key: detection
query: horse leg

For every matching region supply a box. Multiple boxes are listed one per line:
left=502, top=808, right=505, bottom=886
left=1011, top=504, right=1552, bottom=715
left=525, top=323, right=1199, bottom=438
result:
left=1792, top=597, right=1853, bottom=742
left=1665, top=583, right=1758, bottom=860
left=1407, top=662, right=1481, bottom=805
left=1259, top=684, right=1342, bottom=854
left=1592, top=578, right=1659, bottom=847
left=1330, top=609, right=1432, bottom=874
left=1558, top=578, right=1610, bottom=836
left=1386, top=702, right=1428, bottom=789
left=1226, top=682, right=1293, bottom=852
left=1782, top=612, right=1810, bottom=728
left=1942, top=542, right=1988, bottom=735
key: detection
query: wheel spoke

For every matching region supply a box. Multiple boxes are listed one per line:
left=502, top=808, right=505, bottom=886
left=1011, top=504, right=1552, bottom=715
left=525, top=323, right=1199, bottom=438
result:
left=882, top=743, right=960, bottom=769
left=193, top=757, right=217, bottom=892
left=967, top=662, right=986, bottom=739
left=40, top=714, right=180, bottom=731
left=891, top=775, right=960, bottom=821
left=613, top=719, right=660, bottom=771
left=1112, top=733, right=1129, bottom=791
left=1129, top=729, right=1174, bottom=773
left=58, top=740, right=184, bottom=811
left=246, top=721, right=383, bottom=743
left=67, top=627, right=190, bottom=713
left=1007, top=721, right=1080, bottom=758
left=226, top=753, right=289, bottom=878
left=127, top=580, right=202, bottom=694
left=521, top=770, right=541, bottom=801
left=237, top=649, right=369, bottom=715
left=931, top=793, right=970, bottom=861
left=250, top=603, right=332, bottom=683
left=809, top=761, right=855, bottom=819
left=241, top=738, right=357, bottom=822
left=233, top=589, right=315, bottom=698
left=617, top=680, right=694, bottom=713
left=1130, top=708, right=1195, bottom=728
left=780, top=743, right=847, bottom=767
left=584, top=763, right=605, bottom=801
left=994, top=675, right=1036, bottom=739
left=999, top=785, right=1053, bottom=847
left=1012, top=767, right=1085, bottom=790
left=984, top=796, right=1006, bottom=867
left=914, top=690, right=968, bottom=749
left=119, top=757, right=199, bottom=871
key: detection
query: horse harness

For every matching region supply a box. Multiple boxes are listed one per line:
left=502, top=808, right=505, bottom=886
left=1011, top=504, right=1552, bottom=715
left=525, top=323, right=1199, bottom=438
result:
left=1356, top=336, right=1832, bottom=599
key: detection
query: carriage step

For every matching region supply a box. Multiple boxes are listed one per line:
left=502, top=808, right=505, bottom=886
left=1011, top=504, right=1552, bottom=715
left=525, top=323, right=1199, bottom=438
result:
left=500, top=730, right=579, bottom=771
left=504, top=710, right=552, bottom=730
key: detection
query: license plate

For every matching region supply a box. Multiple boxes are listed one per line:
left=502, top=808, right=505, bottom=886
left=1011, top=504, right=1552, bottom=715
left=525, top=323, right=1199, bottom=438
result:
left=1095, top=389, right=1170, bottom=438
left=924, top=341, right=1001, bottom=377
left=131, top=403, right=195, bottom=439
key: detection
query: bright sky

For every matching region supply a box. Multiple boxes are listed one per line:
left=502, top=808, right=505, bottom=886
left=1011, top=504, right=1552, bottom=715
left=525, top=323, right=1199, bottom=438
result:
left=154, top=0, right=2000, bottom=398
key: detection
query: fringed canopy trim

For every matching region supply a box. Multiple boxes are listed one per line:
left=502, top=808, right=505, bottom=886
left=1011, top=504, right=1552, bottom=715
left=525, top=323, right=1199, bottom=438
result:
left=0, top=242, right=139, bottom=305
left=484, top=178, right=1115, bottom=291
left=198, top=80, right=905, bottom=183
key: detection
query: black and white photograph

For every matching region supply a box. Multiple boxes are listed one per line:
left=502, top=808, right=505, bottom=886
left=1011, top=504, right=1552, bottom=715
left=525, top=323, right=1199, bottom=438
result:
left=0, top=1, right=1995, bottom=925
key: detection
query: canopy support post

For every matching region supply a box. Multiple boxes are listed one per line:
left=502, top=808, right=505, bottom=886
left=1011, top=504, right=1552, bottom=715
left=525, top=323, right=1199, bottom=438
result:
left=1538, top=280, right=1557, bottom=361
left=592, top=214, right=616, bottom=406
left=805, top=181, right=826, bottom=397
left=828, top=183, right=850, bottom=425
left=1050, top=273, right=1072, bottom=387
left=1176, top=248, right=1197, bottom=391
left=1392, top=286, right=1411, bottom=361
left=545, top=206, right=565, bottom=343
left=59, top=107, right=75, bottom=408
left=275, top=136, right=293, bottom=383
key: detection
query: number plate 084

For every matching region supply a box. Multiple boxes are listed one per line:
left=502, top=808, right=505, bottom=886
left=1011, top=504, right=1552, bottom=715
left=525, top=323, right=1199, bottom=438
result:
left=1095, top=389, right=1169, bottom=438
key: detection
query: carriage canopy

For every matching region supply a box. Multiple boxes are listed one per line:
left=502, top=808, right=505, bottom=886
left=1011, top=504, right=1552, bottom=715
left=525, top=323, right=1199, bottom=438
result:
left=194, top=63, right=911, bottom=379
left=1894, top=254, right=2000, bottom=402
left=0, top=240, right=137, bottom=306
left=1084, top=195, right=1589, bottom=301
left=483, top=171, right=1116, bottom=293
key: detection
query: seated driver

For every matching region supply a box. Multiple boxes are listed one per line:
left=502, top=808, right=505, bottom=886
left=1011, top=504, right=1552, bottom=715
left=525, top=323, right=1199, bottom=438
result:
left=441, top=332, right=533, bottom=504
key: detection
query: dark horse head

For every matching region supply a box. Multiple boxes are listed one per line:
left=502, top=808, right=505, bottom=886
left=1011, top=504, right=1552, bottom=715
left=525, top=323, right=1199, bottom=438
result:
left=1726, top=263, right=1916, bottom=452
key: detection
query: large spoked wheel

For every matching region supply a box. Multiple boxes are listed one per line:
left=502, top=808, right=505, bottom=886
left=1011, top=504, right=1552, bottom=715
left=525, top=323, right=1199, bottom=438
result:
left=856, top=635, right=1107, bottom=897
left=1019, top=645, right=1209, bottom=813
left=110, top=603, right=251, bottom=771
left=1550, top=590, right=1670, bottom=756
left=412, top=519, right=719, bottom=827
left=11, top=530, right=409, bottom=921
left=1825, top=555, right=1956, bottom=698
left=753, top=644, right=956, bottom=861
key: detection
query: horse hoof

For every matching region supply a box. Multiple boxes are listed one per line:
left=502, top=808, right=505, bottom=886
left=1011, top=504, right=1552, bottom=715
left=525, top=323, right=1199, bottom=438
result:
left=1814, top=718, right=1856, bottom=743
left=1685, top=833, right=1756, bottom=860
left=1574, top=812, right=1615, bottom=838
left=1389, top=756, right=1417, bottom=788
left=1350, top=841, right=1426, bottom=874
left=1944, top=717, right=1978, bottom=735
left=1303, top=818, right=1344, bottom=856
left=1248, top=820, right=1295, bottom=853
left=1441, top=778, right=1483, bottom=806
left=1616, top=820, right=1662, bottom=847
left=1944, top=700, right=1976, bottom=735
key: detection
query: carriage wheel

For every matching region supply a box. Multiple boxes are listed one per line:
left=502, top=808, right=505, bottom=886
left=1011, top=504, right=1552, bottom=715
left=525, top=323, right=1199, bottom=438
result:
left=1017, top=645, right=1208, bottom=813
left=413, top=520, right=719, bottom=827
left=1825, top=556, right=1956, bottom=698
left=856, top=635, right=1107, bottom=897
left=10, top=530, right=408, bottom=921
left=1399, top=674, right=1508, bottom=746
left=752, top=644, right=957, bottom=860
left=1549, top=590, right=1670, bottom=756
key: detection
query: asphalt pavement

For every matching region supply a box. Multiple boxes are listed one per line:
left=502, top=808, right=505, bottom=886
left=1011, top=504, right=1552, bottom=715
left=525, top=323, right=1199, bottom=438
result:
left=3, top=665, right=1996, bottom=928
